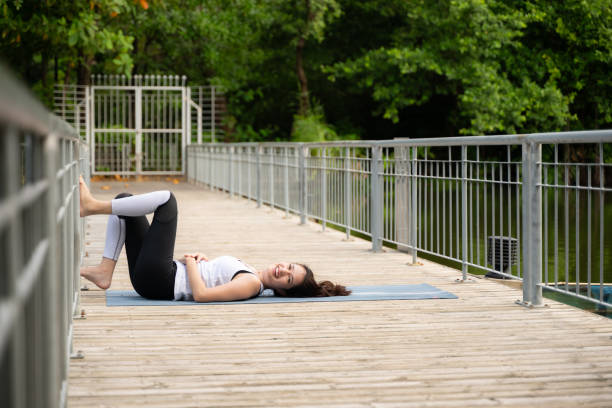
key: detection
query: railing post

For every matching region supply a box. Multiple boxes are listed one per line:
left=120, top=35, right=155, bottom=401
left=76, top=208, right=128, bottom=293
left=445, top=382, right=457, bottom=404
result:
left=3, top=127, right=26, bottom=408
left=256, top=144, right=262, bottom=208
left=411, top=146, right=418, bottom=263
left=208, top=145, right=213, bottom=189
left=344, top=147, right=351, bottom=239
left=299, top=144, right=306, bottom=224
left=461, top=145, right=468, bottom=280
left=89, top=85, right=96, bottom=174
left=182, top=79, right=188, bottom=174
left=189, top=146, right=195, bottom=183
left=321, top=147, right=327, bottom=231
left=43, top=134, right=61, bottom=408
left=520, top=141, right=543, bottom=306
left=135, top=83, right=142, bottom=175
left=211, top=86, right=216, bottom=143
left=228, top=146, right=234, bottom=198
left=270, top=147, right=275, bottom=207
left=248, top=146, right=253, bottom=200
left=284, top=146, right=290, bottom=217
left=371, top=144, right=383, bottom=252
left=237, top=146, right=242, bottom=198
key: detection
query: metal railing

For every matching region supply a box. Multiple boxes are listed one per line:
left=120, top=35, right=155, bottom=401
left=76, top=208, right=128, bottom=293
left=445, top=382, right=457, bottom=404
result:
left=1, top=66, right=89, bottom=407
left=187, top=131, right=612, bottom=309
left=54, top=76, right=225, bottom=175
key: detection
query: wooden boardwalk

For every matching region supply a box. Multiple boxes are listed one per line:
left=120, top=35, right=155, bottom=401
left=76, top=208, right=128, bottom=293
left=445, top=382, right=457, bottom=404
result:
left=69, top=180, right=612, bottom=407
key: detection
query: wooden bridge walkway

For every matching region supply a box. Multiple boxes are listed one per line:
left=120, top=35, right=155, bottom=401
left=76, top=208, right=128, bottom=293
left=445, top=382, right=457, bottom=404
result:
left=69, top=180, right=612, bottom=407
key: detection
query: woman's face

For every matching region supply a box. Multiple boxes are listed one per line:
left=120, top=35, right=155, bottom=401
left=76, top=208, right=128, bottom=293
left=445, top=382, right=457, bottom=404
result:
left=262, top=262, right=307, bottom=294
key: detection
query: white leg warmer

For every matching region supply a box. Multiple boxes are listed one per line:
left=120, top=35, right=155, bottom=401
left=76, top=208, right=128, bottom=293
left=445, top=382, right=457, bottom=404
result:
left=111, top=190, right=171, bottom=217
left=102, top=215, right=126, bottom=261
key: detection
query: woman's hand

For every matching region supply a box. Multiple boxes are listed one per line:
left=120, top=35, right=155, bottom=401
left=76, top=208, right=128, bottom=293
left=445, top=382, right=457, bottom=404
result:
left=179, top=252, right=209, bottom=264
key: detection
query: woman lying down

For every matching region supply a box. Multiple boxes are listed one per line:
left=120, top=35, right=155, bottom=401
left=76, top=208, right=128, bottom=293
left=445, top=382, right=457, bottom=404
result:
left=78, top=177, right=351, bottom=302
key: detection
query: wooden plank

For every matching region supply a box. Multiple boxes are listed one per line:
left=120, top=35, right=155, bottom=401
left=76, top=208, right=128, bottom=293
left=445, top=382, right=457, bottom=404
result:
left=69, top=181, right=612, bottom=408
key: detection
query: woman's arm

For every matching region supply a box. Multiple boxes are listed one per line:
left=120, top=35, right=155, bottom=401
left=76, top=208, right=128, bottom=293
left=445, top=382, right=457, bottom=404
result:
left=185, top=256, right=261, bottom=302
left=185, top=257, right=208, bottom=298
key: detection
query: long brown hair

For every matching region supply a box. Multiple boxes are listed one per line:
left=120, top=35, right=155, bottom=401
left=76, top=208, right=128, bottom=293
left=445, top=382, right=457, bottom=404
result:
left=280, top=264, right=351, bottom=297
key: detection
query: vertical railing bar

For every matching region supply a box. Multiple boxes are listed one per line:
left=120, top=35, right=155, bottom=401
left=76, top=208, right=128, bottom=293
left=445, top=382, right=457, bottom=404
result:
left=516, top=158, right=521, bottom=278
left=521, top=143, right=530, bottom=302
left=299, top=145, right=306, bottom=224
left=543, top=157, right=548, bottom=286
left=371, top=144, right=382, bottom=251
left=322, top=148, right=327, bottom=231
left=499, top=152, right=504, bottom=276
left=554, top=144, right=558, bottom=287
left=455, top=154, right=459, bottom=260
left=270, top=148, right=274, bottom=208
left=229, top=146, right=234, bottom=198
left=418, top=150, right=422, bottom=250
left=411, top=146, right=418, bottom=263
left=564, top=163, right=569, bottom=292
left=237, top=147, right=242, bottom=198
left=256, top=145, right=262, bottom=207
left=135, top=84, right=142, bottom=175
left=599, top=142, right=604, bottom=302
left=587, top=165, right=591, bottom=298
left=484, top=162, right=488, bottom=272
left=468, top=151, right=473, bottom=265
left=575, top=165, right=580, bottom=295
left=429, top=150, right=433, bottom=252
left=285, top=147, right=290, bottom=216
left=436, top=159, right=440, bottom=254
left=344, top=147, right=351, bottom=239
left=424, top=147, right=429, bottom=252
left=384, top=150, right=387, bottom=241
left=476, top=147, right=480, bottom=266
left=461, top=145, right=468, bottom=280
left=442, top=153, right=446, bottom=256
left=492, top=161, right=496, bottom=272
left=507, top=147, right=512, bottom=276
left=333, top=153, right=337, bottom=226
left=532, top=142, right=543, bottom=305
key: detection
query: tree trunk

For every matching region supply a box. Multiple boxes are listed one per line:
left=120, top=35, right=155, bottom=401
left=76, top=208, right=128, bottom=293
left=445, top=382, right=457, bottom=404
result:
left=296, top=0, right=313, bottom=116
left=54, top=55, right=58, bottom=83
left=296, top=36, right=310, bottom=116
left=77, top=49, right=93, bottom=85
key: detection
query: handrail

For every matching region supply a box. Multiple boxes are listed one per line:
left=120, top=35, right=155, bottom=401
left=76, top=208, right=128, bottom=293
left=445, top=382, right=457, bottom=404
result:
left=187, top=130, right=612, bottom=310
left=0, top=65, right=89, bottom=408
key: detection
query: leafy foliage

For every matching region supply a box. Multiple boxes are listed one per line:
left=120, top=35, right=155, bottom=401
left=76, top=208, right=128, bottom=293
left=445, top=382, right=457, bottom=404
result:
left=2, top=0, right=610, bottom=138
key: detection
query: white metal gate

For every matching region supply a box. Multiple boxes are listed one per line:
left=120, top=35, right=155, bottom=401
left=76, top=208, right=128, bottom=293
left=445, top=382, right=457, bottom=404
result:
left=54, top=75, right=225, bottom=175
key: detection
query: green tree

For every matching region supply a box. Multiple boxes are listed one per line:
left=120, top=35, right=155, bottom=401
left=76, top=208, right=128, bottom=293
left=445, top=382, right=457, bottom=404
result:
left=325, top=1, right=567, bottom=135
left=1, top=0, right=143, bottom=103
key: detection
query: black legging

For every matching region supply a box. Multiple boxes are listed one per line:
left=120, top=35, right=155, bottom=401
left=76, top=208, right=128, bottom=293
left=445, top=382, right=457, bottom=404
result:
left=115, top=192, right=177, bottom=299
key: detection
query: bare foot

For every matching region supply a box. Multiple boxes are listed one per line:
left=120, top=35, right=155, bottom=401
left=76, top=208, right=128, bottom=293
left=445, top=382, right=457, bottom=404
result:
left=80, top=258, right=116, bottom=290
left=79, top=175, right=95, bottom=217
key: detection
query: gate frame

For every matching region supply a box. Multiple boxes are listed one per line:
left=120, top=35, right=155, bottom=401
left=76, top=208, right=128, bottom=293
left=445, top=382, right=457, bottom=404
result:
left=62, top=75, right=224, bottom=176
left=90, top=76, right=188, bottom=176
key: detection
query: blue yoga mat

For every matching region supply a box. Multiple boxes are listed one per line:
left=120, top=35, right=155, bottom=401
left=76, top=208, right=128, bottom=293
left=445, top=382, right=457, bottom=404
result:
left=105, top=283, right=457, bottom=306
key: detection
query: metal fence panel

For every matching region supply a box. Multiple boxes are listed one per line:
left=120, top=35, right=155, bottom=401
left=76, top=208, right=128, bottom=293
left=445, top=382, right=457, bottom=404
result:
left=54, top=76, right=224, bottom=176
left=1, top=66, right=89, bottom=408
left=186, top=132, right=611, bottom=309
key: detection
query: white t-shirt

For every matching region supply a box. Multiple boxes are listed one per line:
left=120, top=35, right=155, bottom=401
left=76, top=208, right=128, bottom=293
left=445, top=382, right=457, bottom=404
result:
left=173, top=255, right=264, bottom=301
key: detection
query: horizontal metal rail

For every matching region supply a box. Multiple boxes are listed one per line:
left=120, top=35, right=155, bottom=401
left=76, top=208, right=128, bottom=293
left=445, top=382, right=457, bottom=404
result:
left=1, top=65, right=89, bottom=408
left=187, top=131, right=612, bottom=310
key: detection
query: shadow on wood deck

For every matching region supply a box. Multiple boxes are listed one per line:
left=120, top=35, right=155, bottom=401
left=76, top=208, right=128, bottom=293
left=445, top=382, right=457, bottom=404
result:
left=69, top=180, right=612, bottom=407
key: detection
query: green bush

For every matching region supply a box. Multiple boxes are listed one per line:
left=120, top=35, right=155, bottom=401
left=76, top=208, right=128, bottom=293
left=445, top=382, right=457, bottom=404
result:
left=291, top=106, right=357, bottom=142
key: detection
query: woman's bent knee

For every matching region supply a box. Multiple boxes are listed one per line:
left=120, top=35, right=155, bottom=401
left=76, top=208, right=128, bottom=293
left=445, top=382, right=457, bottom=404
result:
left=153, top=192, right=177, bottom=223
